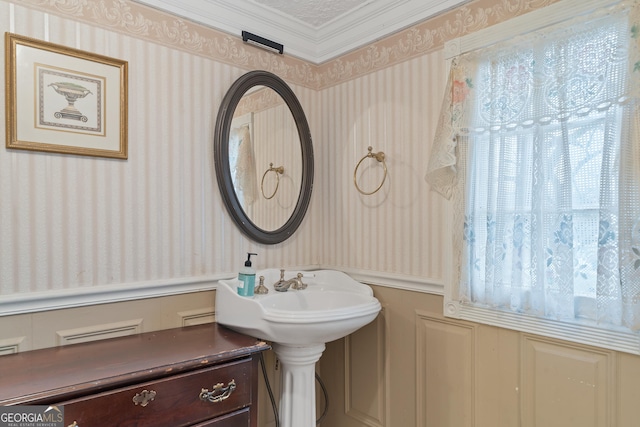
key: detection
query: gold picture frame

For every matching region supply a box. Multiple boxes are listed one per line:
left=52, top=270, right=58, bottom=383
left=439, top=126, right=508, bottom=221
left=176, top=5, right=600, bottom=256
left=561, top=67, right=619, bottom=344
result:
left=5, top=33, right=128, bottom=159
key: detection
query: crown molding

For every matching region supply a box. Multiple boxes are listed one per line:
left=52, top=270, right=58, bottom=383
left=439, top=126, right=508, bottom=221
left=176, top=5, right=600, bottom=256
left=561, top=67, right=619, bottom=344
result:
left=134, top=0, right=470, bottom=63
left=11, top=0, right=561, bottom=89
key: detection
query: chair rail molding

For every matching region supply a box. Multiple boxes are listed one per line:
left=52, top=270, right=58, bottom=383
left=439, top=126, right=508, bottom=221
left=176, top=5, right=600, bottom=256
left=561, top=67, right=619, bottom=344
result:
left=0, top=275, right=225, bottom=316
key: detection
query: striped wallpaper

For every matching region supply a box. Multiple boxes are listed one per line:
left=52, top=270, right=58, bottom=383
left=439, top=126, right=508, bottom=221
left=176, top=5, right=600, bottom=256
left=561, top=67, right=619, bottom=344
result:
left=0, top=0, right=557, bottom=309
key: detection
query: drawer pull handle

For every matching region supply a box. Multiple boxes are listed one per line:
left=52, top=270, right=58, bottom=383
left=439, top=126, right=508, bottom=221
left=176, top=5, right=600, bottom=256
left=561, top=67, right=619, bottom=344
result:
left=199, top=379, right=236, bottom=403
left=132, top=389, right=157, bottom=407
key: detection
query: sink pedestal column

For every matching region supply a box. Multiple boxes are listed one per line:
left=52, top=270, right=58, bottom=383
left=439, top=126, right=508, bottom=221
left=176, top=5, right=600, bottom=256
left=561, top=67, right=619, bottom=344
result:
left=273, top=343, right=326, bottom=427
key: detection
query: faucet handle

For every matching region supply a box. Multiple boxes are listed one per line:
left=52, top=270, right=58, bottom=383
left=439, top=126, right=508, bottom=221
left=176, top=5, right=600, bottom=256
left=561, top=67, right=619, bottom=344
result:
left=293, top=273, right=307, bottom=290
left=255, top=276, right=269, bottom=294
left=273, top=269, right=288, bottom=291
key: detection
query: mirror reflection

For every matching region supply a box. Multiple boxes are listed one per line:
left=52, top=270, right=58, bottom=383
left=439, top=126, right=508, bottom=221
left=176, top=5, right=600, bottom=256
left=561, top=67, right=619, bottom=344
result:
left=229, top=86, right=302, bottom=231
left=214, top=70, right=314, bottom=245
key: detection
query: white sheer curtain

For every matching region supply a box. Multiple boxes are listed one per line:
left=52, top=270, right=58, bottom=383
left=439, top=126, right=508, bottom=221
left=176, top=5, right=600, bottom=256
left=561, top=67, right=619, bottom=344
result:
left=427, top=1, right=640, bottom=331
left=230, top=124, right=258, bottom=207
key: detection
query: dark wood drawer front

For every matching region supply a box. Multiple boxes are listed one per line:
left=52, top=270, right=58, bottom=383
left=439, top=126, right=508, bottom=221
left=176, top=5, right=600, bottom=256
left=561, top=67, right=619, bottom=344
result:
left=60, top=358, right=253, bottom=427
left=192, top=408, right=250, bottom=427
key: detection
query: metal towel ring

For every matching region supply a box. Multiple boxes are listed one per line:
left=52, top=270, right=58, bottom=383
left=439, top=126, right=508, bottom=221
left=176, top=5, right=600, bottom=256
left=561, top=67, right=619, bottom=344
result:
left=353, top=146, right=387, bottom=195
left=261, top=163, right=284, bottom=199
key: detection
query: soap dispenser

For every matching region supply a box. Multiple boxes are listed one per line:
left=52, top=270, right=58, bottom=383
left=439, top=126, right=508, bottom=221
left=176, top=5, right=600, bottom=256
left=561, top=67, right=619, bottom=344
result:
left=237, top=252, right=257, bottom=297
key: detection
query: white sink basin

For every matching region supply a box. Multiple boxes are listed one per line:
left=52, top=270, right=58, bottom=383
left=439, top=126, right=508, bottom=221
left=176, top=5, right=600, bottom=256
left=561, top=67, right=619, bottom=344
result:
left=215, top=269, right=381, bottom=346
left=216, top=269, right=381, bottom=427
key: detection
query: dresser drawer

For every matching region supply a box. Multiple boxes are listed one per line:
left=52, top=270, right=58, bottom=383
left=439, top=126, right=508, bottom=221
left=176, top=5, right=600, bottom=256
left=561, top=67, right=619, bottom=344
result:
left=60, top=358, right=253, bottom=427
left=192, top=408, right=250, bottom=427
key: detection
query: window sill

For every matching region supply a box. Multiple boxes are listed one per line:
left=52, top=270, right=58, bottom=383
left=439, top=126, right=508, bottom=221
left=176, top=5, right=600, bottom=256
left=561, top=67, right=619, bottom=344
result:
left=445, top=301, right=640, bottom=355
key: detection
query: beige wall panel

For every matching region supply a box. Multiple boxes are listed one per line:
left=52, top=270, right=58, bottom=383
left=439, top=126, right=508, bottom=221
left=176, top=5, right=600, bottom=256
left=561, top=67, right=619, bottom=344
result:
left=30, top=299, right=164, bottom=349
left=475, top=325, right=521, bottom=427
left=0, top=314, right=32, bottom=353
left=416, top=310, right=475, bottom=427
left=0, top=293, right=213, bottom=351
left=345, top=307, right=388, bottom=427
left=7, top=285, right=639, bottom=427
left=521, top=335, right=615, bottom=427
left=0, top=337, right=26, bottom=356
left=159, top=290, right=215, bottom=328
left=321, top=288, right=478, bottom=427
left=617, top=352, right=640, bottom=425
left=176, top=309, right=216, bottom=327
left=257, top=348, right=280, bottom=427
left=323, top=287, right=640, bottom=427
left=317, top=337, right=349, bottom=426
left=55, top=318, right=144, bottom=345
left=377, top=286, right=432, bottom=426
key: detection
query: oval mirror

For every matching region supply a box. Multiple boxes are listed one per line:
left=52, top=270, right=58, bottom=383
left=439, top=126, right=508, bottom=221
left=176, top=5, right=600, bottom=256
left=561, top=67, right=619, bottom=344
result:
left=214, top=70, right=314, bottom=244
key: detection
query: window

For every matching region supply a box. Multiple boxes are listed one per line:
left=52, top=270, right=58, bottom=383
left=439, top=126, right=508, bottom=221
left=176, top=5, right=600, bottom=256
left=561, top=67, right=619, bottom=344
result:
left=427, top=0, right=640, bottom=353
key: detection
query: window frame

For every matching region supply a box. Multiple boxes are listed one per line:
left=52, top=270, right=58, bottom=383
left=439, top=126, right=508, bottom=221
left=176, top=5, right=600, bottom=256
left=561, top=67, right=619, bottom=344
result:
left=441, top=0, right=640, bottom=355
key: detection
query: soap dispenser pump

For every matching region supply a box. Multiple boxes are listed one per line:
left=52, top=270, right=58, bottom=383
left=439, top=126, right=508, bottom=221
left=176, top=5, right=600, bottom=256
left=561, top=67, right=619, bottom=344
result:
left=237, top=252, right=257, bottom=297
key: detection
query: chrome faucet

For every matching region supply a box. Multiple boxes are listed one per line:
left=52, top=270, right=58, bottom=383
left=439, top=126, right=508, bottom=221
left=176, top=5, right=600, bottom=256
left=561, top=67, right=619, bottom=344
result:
left=273, top=269, right=307, bottom=292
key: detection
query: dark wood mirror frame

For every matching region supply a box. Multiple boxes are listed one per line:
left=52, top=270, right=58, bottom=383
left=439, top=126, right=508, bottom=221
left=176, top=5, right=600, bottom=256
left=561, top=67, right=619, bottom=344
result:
left=214, top=70, right=314, bottom=245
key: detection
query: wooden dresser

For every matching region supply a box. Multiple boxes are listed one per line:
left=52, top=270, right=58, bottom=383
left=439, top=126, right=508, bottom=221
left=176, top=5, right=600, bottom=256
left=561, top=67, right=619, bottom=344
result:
left=0, top=323, right=270, bottom=427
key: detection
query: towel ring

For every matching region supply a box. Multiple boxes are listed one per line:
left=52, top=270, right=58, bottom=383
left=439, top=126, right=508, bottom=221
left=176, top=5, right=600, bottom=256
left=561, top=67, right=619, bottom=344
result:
left=353, top=146, right=387, bottom=195
left=261, top=163, right=284, bottom=199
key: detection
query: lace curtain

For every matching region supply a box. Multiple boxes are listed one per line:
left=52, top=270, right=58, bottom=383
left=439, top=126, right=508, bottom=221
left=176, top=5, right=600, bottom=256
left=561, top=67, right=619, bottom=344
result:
left=230, top=124, right=258, bottom=207
left=426, top=1, right=640, bottom=331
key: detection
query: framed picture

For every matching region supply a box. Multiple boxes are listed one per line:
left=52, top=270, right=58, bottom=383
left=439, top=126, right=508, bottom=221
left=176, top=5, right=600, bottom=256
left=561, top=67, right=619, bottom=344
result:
left=5, top=33, right=128, bottom=159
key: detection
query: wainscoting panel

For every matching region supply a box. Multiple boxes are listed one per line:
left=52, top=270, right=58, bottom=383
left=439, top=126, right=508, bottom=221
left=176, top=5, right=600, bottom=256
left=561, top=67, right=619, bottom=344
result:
left=56, top=318, right=143, bottom=345
left=257, top=348, right=280, bottom=427
left=0, top=291, right=216, bottom=351
left=319, top=286, right=640, bottom=427
left=415, top=310, right=475, bottom=427
left=0, top=314, right=32, bottom=353
left=0, top=337, right=26, bottom=356
left=177, top=308, right=216, bottom=327
left=521, top=334, right=616, bottom=427
left=345, top=306, right=388, bottom=427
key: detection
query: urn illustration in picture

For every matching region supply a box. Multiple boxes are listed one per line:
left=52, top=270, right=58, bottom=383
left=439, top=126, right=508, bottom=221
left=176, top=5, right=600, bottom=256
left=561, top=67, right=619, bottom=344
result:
left=48, top=82, right=92, bottom=122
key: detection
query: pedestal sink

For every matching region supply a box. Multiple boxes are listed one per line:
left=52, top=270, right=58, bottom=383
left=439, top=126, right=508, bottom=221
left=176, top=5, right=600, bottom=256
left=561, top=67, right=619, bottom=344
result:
left=215, top=269, right=381, bottom=427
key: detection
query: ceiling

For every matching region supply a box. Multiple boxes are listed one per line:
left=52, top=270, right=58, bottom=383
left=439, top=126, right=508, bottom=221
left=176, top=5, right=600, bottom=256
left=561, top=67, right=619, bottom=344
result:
left=135, top=0, right=469, bottom=64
